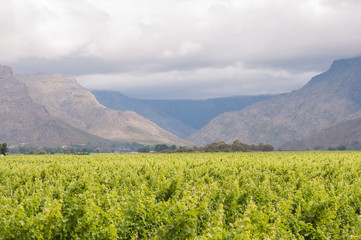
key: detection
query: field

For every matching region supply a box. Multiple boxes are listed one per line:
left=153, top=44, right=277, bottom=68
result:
left=1, top=152, right=361, bottom=239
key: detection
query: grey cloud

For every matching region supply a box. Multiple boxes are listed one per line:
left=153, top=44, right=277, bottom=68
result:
left=8, top=55, right=219, bottom=76
left=77, top=63, right=318, bottom=99
left=8, top=57, right=129, bottom=76
left=2, top=0, right=361, bottom=99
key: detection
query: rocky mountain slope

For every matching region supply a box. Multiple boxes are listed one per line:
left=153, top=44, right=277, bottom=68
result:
left=0, top=65, right=108, bottom=147
left=189, top=56, right=361, bottom=147
left=16, top=73, right=190, bottom=146
left=92, top=90, right=272, bottom=138
left=281, top=112, right=361, bottom=150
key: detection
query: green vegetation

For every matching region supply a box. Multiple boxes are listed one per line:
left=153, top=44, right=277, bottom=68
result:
left=310, top=144, right=351, bottom=151
left=1, top=152, right=361, bottom=239
left=328, top=144, right=347, bottom=151
left=9, top=142, right=144, bottom=154
left=153, top=141, right=274, bottom=153
left=137, top=145, right=150, bottom=153
left=154, top=144, right=177, bottom=152
left=0, top=142, right=8, bottom=156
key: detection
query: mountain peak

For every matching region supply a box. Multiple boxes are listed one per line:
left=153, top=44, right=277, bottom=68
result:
left=190, top=56, right=361, bottom=147
left=305, top=56, right=361, bottom=87
left=330, top=56, right=361, bottom=70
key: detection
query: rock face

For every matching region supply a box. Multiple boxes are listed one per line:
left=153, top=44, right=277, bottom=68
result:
left=189, top=57, right=361, bottom=147
left=0, top=65, right=107, bottom=146
left=16, top=73, right=189, bottom=146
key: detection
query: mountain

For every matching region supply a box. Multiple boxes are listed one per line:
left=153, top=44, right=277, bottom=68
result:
left=281, top=113, right=361, bottom=150
left=92, top=91, right=272, bottom=138
left=0, top=65, right=108, bottom=147
left=16, top=73, right=190, bottom=146
left=189, top=56, right=361, bottom=147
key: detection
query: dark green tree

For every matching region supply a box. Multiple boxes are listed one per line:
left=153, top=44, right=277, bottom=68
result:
left=337, top=144, right=347, bottom=151
left=1, top=143, right=8, bottom=156
left=138, top=146, right=150, bottom=153
left=154, top=144, right=169, bottom=152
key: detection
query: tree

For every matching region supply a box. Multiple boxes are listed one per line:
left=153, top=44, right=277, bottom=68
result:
left=337, top=144, right=347, bottom=151
left=154, top=144, right=169, bottom=152
left=38, top=150, right=47, bottom=155
left=138, top=146, right=150, bottom=153
left=1, top=143, right=8, bottom=156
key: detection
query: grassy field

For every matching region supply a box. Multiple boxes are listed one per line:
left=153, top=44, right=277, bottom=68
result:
left=1, top=152, right=361, bottom=239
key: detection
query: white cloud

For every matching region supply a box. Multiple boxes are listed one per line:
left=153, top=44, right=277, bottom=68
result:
left=179, top=41, right=204, bottom=56
left=160, top=41, right=204, bottom=59
left=2, top=0, right=361, bottom=98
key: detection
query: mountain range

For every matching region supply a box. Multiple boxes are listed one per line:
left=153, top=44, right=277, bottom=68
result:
left=189, top=56, right=361, bottom=149
left=92, top=91, right=272, bottom=138
left=0, top=66, right=107, bottom=147
left=2, top=56, right=361, bottom=151
left=0, top=66, right=189, bottom=148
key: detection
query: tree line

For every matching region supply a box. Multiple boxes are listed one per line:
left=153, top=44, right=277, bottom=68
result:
left=138, top=140, right=274, bottom=153
left=8, top=142, right=145, bottom=154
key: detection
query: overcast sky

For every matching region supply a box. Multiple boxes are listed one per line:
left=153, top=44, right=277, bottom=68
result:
left=2, top=0, right=361, bottom=99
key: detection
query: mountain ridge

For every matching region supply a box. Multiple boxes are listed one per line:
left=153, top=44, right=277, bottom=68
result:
left=3, top=56, right=361, bottom=150
left=189, top=56, right=361, bottom=147
left=0, top=65, right=109, bottom=147
left=16, top=73, right=190, bottom=146
left=281, top=110, right=361, bottom=150
left=92, top=90, right=273, bottom=138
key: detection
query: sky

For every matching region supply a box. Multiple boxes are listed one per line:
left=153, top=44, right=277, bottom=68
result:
left=2, top=0, right=361, bottom=99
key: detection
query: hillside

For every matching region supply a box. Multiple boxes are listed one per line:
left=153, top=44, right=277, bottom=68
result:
left=189, top=56, right=361, bottom=147
left=92, top=91, right=272, bottom=138
left=0, top=65, right=108, bottom=147
left=16, top=73, right=190, bottom=146
left=281, top=113, right=361, bottom=150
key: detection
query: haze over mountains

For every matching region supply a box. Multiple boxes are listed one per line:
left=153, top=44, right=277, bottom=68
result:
left=2, top=56, right=361, bottom=150
left=17, top=73, right=189, bottom=146
left=1, top=66, right=189, bottom=148
left=92, top=91, right=272, bottom=138
left=190, top=56, right=361, bottom=149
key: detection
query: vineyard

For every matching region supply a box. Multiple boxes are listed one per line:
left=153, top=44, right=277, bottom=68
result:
left=1, top=152, right=361, bottom=239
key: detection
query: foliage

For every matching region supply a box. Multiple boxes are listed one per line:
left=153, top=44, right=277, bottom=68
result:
left=154, top=144, right=177, bottom=152
left=137, top=145, right=150, bottom=153
left=171, top=140, right=274, bottom=153
left=337, top=144, right=347, bottom=150
left=1, top=152, right=361, bottom=239
left=0, top=143, right=8, bottom=156
left=328, top=144, right=347, bottom=151
left=9, top=142, right=145, bottom=154
left=154, top=144, right=170, bottom=152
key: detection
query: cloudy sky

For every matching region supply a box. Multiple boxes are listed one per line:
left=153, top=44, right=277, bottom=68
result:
left=2, top=0, right=361, bottom=99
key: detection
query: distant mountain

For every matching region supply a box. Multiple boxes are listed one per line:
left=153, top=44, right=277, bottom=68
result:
left=189, top=56, right=361, bottom=147
left=281, top=113, right=361, bottom=150
left=92, top=91, right=272, bottom=138
left=0, top=65, right=107, bottom=147
left=16, top=73, right=190, bottom=146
